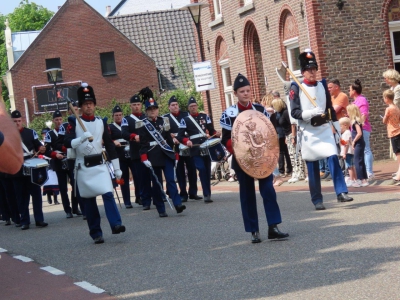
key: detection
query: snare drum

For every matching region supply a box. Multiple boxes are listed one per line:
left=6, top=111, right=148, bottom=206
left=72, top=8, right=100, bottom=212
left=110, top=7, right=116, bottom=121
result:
left=124, top=145, right=130, bottom=159
left=200, top=138, right=226, bottom=162
left=179, top=144, right=190, bottom=157
left=23, top=158, right=49, bottom=186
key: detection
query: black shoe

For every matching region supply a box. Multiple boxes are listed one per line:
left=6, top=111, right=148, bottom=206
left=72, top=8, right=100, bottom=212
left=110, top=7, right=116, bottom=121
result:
left=143, top=206, right=150, bottom=211
left=135, top=197, right=142, bottom=205
left=175, top=204, right=186, bottom=214
left=94, top=236, right=104, bottom=244
left=337, top=193, right=353, bottom=202
left=112, top=225, right=126, bottom=234
left=66, top=213, right=73, bottom=219
left=181, top=197, right=188, bottom=203
left=125, top=204, right=133, bottom=209
left=15, top=223, right=21, bottom=228
left=268, top=225, right=289, bottom=239
left=21, top=224, right=30, bottom=230
left=5, top=220, right=11, bottom=226
left=251, top=232, right=261, bottom=243
left=321, top=173, right=330, bottom=180
left=35, top=221, right=48, bottom=228
left=159, top=212, right=168, bottom=217
left=72, top=209, right=82, bottom=216
left=83, top=215, right=87, bottom=220
left=189, top=195, right=203, bottom=200
left=204, top=196, right=213, bottom=203
left=315, top=203, right=326, bottom=210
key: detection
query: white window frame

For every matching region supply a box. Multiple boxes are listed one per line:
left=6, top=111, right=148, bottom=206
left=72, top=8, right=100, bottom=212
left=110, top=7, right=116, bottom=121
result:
left=283, top=37, right=301, bottom=78
left=219, top=59, right=234, bottom=107
left=389, top=21, right=400, bottom=67
left=213, top=0, right=222, bottom=19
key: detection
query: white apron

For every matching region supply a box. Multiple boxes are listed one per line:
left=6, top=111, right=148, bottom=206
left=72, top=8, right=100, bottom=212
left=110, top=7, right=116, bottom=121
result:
left=298, top=82, right=338, bottom=161
left=74, top=118, right=113, bottom=198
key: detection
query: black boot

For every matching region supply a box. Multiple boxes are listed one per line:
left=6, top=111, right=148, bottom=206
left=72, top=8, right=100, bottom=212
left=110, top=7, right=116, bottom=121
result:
left=268, top=225, right=289, bottom=240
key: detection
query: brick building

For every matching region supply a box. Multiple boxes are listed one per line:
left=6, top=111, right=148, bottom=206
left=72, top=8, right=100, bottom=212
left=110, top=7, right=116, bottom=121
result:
left=6, top=0, right=158, bottom=123
left=195, top=0, right=400, bottom=159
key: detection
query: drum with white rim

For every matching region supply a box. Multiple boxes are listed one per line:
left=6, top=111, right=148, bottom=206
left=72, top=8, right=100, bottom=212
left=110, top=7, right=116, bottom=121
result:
left=200, top=138, right=226, bottom=162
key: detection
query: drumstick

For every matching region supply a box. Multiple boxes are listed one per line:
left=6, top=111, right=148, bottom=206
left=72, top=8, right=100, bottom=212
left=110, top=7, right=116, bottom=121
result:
left=67, top=100, right=94, bottom=142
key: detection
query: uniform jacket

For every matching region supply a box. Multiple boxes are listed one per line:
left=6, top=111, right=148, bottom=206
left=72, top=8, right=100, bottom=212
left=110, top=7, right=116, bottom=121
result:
left=176, top=112, right=216, bottom=156
left=220, top=103, right=270, bottom=172
left=138, top=116, right=176, bottom=167
left=121, top=113, right=146, bottom=160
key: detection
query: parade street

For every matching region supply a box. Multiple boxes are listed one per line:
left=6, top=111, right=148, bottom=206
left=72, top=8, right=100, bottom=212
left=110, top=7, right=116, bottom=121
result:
left=1, top=160, right=400, bottom=300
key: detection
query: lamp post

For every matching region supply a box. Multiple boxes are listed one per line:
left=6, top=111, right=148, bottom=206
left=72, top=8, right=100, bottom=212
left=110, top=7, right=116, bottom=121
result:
left=181, top=3, right=213, bottom=120
left=44, top=68, right=63, bottom=110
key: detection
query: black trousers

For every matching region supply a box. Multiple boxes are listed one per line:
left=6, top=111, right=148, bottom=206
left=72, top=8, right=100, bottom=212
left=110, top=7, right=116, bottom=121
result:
left=278, top=137, right=292, bottom=174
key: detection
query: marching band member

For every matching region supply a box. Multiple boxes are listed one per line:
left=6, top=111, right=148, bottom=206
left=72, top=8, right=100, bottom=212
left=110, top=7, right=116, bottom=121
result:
left=11, top=110, right=48, bottom=230
left=121, top=94, right=151, bottom=208
left=176, top=97, right=220, bottom=203
left=109, top=105, right=133, bottom=209
left=290, top=50, right=353, bottom=210
left=163, top=96, right=201, bottom=202
left=220, top=73, right=288, bottom=243
left=64, top=84, right=125, bottom=244
left=138, top=97, right=186, bottom=217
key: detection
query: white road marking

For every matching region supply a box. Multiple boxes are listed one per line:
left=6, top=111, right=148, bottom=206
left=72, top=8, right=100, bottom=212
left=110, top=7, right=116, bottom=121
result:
left=13, top=255, right=33, bottom=262
left=40, top=266, right=65, bottom=275
left=74, top=281, right=105, bottom=294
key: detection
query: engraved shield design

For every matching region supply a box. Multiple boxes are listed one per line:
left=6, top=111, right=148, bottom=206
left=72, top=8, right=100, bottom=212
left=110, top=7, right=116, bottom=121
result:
left=232, top=110, right=279, bottom=179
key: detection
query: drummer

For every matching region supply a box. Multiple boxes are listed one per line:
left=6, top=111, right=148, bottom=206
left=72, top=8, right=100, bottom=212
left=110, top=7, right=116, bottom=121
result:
left=176, top=97, right=220, bottom=203
left=220, top=74, right=289, bottom=243
left=109, top=105, right=133, bottom=209
left=11, top=110, right=48, bottom=230
left=163, top=96, right=201, bottom=202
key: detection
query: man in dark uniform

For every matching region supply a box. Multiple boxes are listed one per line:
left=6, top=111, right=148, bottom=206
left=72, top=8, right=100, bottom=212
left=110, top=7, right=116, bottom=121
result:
left=44, top=110, right=74, bottom=218
left=121, top=94, right=151, bottom=209
left=11, top=110, right=48, bottom=230
left=109, top=105, right=133, bottom=208
left=220, top=74, right=289, bottom=243
left=290, top=49, right=352, bottom=210
left=138, top=97, right=186, bottom=217
left=56, top=101, right=84, bottom=217
left=177, top=97, right=219, bottom=203
left=64, top=83, right=125, bottom=244
left=163, top=96, right=201, bottom=202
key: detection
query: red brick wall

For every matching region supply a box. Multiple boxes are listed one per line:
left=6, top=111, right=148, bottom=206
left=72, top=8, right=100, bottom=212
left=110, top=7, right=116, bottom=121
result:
left=11, top=0, right=158, bottom=122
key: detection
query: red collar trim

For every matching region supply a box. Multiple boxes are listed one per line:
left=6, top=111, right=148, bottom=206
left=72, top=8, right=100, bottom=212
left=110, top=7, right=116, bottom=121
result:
left=190, top=113, right=199, bottom=117
left=303, top=79, right=317, bottom=86
left=81, top=114, right=95, bottom=121
left=237, top=101, right=252, bottom=111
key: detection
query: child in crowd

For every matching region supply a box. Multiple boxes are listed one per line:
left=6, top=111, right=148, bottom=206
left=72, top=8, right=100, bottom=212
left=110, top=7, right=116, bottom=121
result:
left=346, top=104, right=369, bottom=187
left=339, top=117, right=360, bottom=187
left=382, top=90, right=400, bottom=182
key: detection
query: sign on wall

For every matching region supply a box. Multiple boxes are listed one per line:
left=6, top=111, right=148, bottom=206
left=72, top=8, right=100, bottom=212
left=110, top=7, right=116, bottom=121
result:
left=34, top=84, right=80, bottom=113
left=193, top=61, right=216, bottom=92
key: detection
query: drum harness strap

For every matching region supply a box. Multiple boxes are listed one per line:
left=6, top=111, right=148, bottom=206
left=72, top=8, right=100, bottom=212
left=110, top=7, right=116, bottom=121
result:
left=142, top=119, right=174, bottom=153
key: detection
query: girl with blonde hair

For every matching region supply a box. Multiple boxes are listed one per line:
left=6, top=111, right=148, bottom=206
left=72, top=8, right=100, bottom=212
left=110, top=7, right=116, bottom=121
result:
left=346, top=104, right=368, bottom=186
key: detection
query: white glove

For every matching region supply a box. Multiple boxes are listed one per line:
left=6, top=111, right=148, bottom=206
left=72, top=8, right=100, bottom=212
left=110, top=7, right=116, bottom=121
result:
left=71, top=131, right=93, bottom=149
left=111, top=158, right=122, bottom=180
left=143, top=160, right=152, bottom=168
left=301, top=106, right=324, bottom=122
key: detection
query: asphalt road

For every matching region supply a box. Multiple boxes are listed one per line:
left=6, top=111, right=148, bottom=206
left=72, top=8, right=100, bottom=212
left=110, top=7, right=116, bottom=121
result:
left=1, top=185, right=400, bottom=299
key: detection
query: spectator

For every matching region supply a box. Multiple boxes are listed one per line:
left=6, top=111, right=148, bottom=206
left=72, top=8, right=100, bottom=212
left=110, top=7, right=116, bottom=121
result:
left=381, top=89, right=400, bottom=182
left=383, top=69, right=400, bottom=109
left=350, top=79, right=374, bottom=179
left=328, top=79, right=349, bottom=119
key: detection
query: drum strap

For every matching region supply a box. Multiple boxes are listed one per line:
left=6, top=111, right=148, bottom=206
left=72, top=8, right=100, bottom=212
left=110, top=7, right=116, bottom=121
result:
left=21, top=141, right=33, bottom=157
left=187, top=115, right=207, bottom=138
left=142, top=119, right=174, bottom=153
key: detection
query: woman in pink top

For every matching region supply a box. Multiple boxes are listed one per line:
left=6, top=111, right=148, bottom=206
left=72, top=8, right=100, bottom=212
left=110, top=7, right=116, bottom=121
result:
left=349, top=79, right=374, bottom=178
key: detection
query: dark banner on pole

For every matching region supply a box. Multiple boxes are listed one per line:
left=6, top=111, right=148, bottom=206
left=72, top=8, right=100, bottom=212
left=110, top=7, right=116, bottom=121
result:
left=35, top=84, right=80, bottom=113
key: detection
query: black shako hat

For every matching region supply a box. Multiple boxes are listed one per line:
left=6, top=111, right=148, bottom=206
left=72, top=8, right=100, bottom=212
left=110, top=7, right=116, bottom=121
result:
left=53, top=110, right=62, bottom=119
left=112, top=105, right=123, bottom=114
left=145, top=98, right=158, bottom=110
left=11, top=110, right=22, bottom=119
left=130, top=94, right=141, bottom=103
left=187, top=96, right=197, bottom=107
left=77, top=83, right=96, bottom=107
left=233, top=73, right=250, bottom=91
left=168, top=96, right=178, bottom=105
left=299, top=49, right=318, bottom=72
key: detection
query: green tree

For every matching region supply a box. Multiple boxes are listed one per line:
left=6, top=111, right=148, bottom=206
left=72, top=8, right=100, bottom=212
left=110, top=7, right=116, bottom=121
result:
left=0, top=1, right=54, bottom=108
